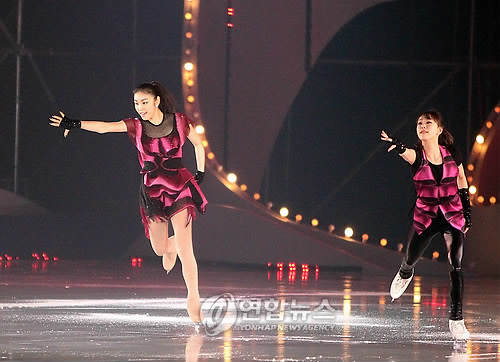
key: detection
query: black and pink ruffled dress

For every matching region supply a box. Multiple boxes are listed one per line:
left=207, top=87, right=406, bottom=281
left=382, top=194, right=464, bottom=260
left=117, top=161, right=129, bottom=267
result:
left=123, top=112, right=207, bottom=238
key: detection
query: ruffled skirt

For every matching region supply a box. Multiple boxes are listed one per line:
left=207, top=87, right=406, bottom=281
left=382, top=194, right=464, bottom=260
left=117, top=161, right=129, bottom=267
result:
left=138, top=163, right=207, bottom=238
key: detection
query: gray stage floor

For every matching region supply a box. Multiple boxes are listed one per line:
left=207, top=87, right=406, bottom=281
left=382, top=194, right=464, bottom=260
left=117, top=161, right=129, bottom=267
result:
left=0, top=260, right=499, bottom=361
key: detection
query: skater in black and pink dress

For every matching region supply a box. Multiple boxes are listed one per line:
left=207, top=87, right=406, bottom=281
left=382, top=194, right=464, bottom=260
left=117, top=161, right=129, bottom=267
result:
left=380, top=110, right=472, bottom=340
left=49, top=81, right=207, bottom=326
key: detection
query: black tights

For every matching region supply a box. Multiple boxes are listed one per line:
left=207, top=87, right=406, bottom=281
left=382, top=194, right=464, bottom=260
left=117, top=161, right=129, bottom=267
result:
left=399, top=212, right=465, bottom=320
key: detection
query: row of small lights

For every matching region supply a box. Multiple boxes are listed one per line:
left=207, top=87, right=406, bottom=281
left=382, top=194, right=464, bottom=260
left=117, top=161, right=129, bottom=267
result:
left=467, top=105, right=500, bottom=206
left=0, top=253, right=58, bottom=261
left=181, top=3, right=443, bottom=260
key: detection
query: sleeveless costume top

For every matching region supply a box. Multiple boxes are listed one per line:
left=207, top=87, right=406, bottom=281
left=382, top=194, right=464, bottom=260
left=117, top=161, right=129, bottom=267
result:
left=412, top=145, right=465, bottom=234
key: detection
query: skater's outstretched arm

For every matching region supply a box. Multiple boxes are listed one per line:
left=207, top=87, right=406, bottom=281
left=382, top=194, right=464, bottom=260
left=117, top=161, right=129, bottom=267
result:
left=380, top=130, right=416, bottom=165
left=49, top=111, right=127, bottom=137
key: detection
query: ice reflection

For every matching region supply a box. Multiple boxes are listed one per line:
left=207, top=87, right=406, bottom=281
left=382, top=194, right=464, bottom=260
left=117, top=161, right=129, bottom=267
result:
left=223, top=328, right=232, bottom=362
left=185, top=333, right=204, bottom=362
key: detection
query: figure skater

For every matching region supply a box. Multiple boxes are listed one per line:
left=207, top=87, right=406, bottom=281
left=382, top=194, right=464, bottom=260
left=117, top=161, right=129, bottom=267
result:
left=380, top=109, right=472, bottom=340
left=49, top=81, right=207, bottom=327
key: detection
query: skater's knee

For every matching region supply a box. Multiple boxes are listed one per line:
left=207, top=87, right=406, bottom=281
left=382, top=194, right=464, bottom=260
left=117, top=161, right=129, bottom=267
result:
left=149, top=237, right=168, bottom=256
left=151, top=245, right=166, bottom=256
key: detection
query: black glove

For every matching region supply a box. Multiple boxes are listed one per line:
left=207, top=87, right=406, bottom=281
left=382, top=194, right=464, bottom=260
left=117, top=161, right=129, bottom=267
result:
left=59, top=115, right=81, bottom=130
left=458, top=188, right=472, bottom=228
left=194, top=171, right=205, bottom=185
left=386, top=136, right=407, bottom=154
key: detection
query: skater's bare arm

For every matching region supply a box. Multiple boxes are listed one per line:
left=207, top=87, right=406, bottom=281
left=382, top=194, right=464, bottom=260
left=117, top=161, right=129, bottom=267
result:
left=457, top=164, right=468, bottom=189
left=49, top=111, right=127, bottom=137
left=380, top=130, right=416, bottom=165
left=187, top=124, right=205, bottom=172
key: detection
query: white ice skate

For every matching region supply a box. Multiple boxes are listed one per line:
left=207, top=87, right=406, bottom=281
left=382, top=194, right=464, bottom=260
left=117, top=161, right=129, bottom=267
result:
left=390, top=270, right=414, bottom=301
left=449, top=319, right=470, bottom=340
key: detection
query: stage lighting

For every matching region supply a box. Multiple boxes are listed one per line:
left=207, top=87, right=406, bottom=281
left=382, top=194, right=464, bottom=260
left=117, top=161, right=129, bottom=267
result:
left=344, top=227, right=353, bottom=238
left=185, top=13, right=193, bottom=20
left=227, top=173, right=237, bottom=183
left=184, top=62, right=194, bottom=71
left=295, top=214, right=302, bottom=222
left=187, top=95, right=195, bottom=103
left=469, top=185, right=477, bottom=194
left=476, top=134, right=484, bottom=144
left=279, top=207, right=289, bottom=217
left=253, top=193, right=261, bottom=200
left=240, top=184, right=247, bottom=191
left=490, top=196, right=497, bottom=204
left=195, top=125, right=205, bottom=134
left=380, top=238, right=387, bottom=247
left=207, top=152, right=214, bottom=159
left=311, top=219, right=319, bottom=227
left=328, top=224, right=335, bottom=233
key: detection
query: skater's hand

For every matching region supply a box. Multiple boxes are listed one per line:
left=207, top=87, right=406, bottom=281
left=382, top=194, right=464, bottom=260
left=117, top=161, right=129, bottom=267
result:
left=380, top=130, right=396, bottom=152
left=194, top=171, right=205, bottom=185
left=49, top=111, right=70, bottom=137
left=50, top=111, right=81, bottom=137
left=381, top=130, right=407, bottom=154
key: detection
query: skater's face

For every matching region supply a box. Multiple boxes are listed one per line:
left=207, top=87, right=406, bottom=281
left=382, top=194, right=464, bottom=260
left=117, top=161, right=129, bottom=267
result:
left=416, top=115, right=442, bottom=142
left=134, top=91, right=160, bottom=120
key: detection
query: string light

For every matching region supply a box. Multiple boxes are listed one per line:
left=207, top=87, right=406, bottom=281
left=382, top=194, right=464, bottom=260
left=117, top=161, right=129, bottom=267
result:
left=227, top=173, right=237, bottom=183
left=280, top=207, right=289, bottom=218
left=184, top=62, right=194, bottom=71
left=311, top=219, right=319, bottom=227
left=344, top=227, right=353, bottom=238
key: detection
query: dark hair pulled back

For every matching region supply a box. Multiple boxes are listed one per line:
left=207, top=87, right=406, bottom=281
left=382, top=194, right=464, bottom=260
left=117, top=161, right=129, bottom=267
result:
left=133, top=81, right=176, bottom=114
left=416, top=109, right=454, bottom=147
